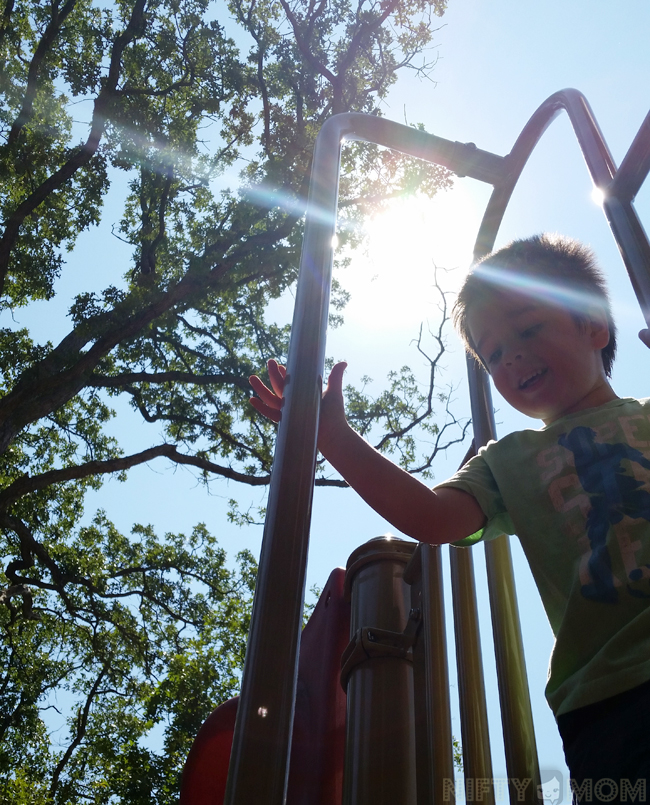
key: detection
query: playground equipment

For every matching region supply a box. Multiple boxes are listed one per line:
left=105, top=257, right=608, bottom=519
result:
left=182, top=89, right=650, bottom=804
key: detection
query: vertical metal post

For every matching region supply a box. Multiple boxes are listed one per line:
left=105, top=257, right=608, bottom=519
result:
left=341, top=537, right=418, bottom=805
left=484, top=538, right=540, bottom=803
left=225, top=112, right=509, bottom=805
left=224, top=116, right=345, bottom=805
left=449, top=543, right=495, bottom=805
left=465, top=290, right=540, bottom=805
left=601, top=195, right=650, bottom=326
left=405, top=543, right=456, bottom=805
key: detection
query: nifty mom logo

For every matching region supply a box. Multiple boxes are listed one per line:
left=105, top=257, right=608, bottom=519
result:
left=444, top=772, right=646, bottom=802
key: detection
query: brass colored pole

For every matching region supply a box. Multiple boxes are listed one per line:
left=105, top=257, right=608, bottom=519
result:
left=342, top=537, right=418, bottom=805
left=449, top=545, right=495, bottom=805
left=465, top=213, right=541, bottom=802
left=484, top=537, right=540, bottom=804
left=405, top=544, right=455, bottom=805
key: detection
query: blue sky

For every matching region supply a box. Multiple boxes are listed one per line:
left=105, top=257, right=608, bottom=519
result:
left=308, top=0, right=650, bottom=790
left=15, top=0, right=650, bottom=794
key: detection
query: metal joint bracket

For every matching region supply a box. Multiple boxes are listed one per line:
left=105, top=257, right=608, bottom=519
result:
left=340, top=608, right=422, bottom=687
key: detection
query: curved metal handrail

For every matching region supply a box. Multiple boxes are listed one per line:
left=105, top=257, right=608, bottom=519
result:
left=225, top=90, right=650, bottom=805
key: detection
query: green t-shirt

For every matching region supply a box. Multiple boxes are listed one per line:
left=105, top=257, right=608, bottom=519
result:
left=440, top=397, right=650, bottom=717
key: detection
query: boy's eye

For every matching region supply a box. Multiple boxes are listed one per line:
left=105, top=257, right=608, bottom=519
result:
left=521, top=323, right=543, bottom=338
left=488, top=348, right=502, bottom=365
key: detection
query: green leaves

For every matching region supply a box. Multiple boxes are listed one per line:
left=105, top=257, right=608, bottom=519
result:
left=0, top=517, right=256, bottom=804
left=0, top=0, right=465, bottom=798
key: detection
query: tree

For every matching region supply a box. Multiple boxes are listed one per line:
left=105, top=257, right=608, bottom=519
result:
left=0, top=521, right=257, bottom=802
left=0, top=0, right=467, bottom=798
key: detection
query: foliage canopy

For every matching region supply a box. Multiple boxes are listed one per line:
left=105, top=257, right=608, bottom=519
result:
left=0, top=0, right=469, bottom=797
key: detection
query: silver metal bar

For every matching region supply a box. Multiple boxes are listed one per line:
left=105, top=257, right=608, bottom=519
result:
left=224, top=115, right=343, bottom=805
left=477, top=89, right=650, bottom=321
left=227, top=90, right=650, bottom=805
left=225, top=113, right=507, bottom=805
left=609, top=108, right=650, bottom=203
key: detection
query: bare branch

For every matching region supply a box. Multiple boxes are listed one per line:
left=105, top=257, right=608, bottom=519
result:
left=0, top=445, right=184, bottom=507
left=0, top=445, right=277, bottom=512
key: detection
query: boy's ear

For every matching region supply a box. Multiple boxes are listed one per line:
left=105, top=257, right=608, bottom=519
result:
left=588, top=312, right=610, bottom=350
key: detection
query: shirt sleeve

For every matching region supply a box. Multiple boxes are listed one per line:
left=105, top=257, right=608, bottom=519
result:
left=437, top=448, right=515, bottom=546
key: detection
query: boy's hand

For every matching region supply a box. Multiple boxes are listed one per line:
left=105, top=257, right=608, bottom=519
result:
left=249, top=359, right=349, bottom=451
left=317, top=361, right=348, bottom=452
left=639, top=329, right=650, bottom=350
left=250, top=359, right=485, bottom=544
left=249, top=359, right=286, bottom=423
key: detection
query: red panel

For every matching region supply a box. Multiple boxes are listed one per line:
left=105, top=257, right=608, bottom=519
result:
left=287, top=566, right=349, bottom=805
left=180, top=567, right=350, bottom=805
left=180, top=696, right=239, bottom=804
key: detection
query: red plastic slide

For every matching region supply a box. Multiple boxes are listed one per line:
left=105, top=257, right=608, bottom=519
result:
left=180, top=567, right=350, bottom=805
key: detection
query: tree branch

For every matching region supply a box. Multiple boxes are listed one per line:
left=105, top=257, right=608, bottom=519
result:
left=277, top=0, right=338, bottom=87
left=0, top=445, right=276, bottom=511
left=0, top=207, right=299, bottom=455
left=0, top=583, right=35, bottom=618
left=88, top=370, right=251, bottom=391
left=0, top=0, right=149, bottom=293
left=7, top=0, right=79, bottom=145
left=48, top=662, right=109, bottom=800
left=0, top=0, right=15, bottom=51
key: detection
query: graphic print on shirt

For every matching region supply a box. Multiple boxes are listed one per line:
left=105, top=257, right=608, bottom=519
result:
left=558, top=426, right=650, bottom=604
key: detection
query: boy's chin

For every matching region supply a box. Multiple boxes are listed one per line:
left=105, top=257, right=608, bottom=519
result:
left=501, top=392, right=550, bottom=422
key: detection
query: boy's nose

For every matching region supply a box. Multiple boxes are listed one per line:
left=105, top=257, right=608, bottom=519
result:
left=504, top=348, right=523, bottom=366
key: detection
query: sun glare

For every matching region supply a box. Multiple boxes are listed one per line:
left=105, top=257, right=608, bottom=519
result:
left=339, top=181, right=482, bottom=332
left=591, top=186, right=606, bottom=207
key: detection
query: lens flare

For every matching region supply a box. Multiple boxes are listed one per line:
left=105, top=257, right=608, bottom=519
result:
left=243, top=185, right=344, bottom=234
left=112, top=122, right=199, bottom=174
left=471, top=264, right=605, bottom=313
left=591, top=186, right=606, bottom=207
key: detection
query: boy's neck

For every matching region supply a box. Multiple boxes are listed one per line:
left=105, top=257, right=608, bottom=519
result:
left=542, top=379, right=618, bottom=426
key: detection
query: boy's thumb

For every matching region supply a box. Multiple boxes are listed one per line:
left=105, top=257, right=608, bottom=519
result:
left=326, top=361, right=347, bottom=392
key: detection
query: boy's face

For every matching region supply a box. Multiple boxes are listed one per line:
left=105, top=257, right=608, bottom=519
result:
left=467, top=290, right=616, bottom=425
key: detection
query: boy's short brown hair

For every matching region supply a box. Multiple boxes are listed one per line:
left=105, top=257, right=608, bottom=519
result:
left=453, top=234, right=617, bottom=377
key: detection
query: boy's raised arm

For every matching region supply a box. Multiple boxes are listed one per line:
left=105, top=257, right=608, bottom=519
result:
left=249, top=361, right=486, bottom=545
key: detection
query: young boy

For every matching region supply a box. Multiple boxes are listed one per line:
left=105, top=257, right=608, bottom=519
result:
left=250, top=233, right=650, bottom=790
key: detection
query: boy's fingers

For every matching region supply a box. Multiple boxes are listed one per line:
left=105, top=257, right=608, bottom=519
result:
left=249, top=374, right=283, bottom=409
left=325, top=361, right=347, bottom=394
left=249, top=396, right=282, bottom=423
left=267, top=359, right=287, bottom=398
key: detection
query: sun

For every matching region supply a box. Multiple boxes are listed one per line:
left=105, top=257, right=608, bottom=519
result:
left=339, top=179, right=484, bottom=332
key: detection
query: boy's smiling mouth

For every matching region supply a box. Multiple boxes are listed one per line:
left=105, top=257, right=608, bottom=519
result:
left=518, top=368, right=547, bottom=390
